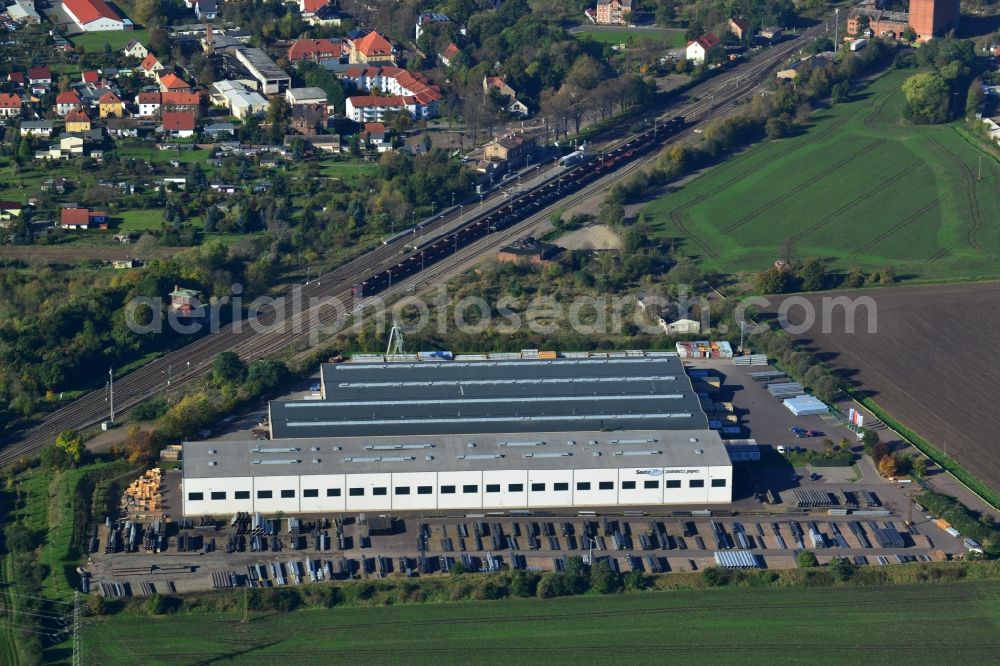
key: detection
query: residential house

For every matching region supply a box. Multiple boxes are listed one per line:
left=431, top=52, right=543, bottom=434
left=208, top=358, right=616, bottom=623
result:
left=161, top=111, right=196, bottom=138
left=161, top=91, right=200, bottom=116
left=290, top=105, right=328, bottom=134
left=140, top=54, right=165, bottom=79
left=158, top=72, right=191, bottom=93
left=56, top=91, right=82, bottom=116
left=483, top=133, right=536, bottom=170
left=483, top=75, right=528, bottom=117
left=299, top=0, right=329, bottom=15
left=361, top=122, right=390, bottom=152
left=0, top=93, right=21, bottom=118
left=286, top=87, right=329, bottom=133
left=41, top=177, right=68, bottom=193
left=440, top=43, right=460, bottom=67
left=343, top=66, right=442, bottom=116
left=81, top=70, right=100, bottom=84
left=287, top=38, right=347, bottom=69
left=285, top=133, right=341, bottom=153
left=98, top=91, right=125, bottom=118
left=105, top=117, right=140, bottom=137
left=60, top=207, right=108, bottom=229
left=483, top=75, right=516, bottom=99
left=53, top=35, right=73, bottom=52
left=0, top=201, right=23, bottom=223
left=685, top=33, right=720, bottom=64
left=496, top=236, right=560, bottom=265
left=6, top=0, right=40, bottom=24
left=728, top=17, right=750, bottom=40
left=136, top=91, right=161, bottom=118
left=348, top=31, right=396, bottom=65
left=122, top=39, right=149, bottom=59
left=506, top=99, right=529, bottom=117
left=208, top=80, right=267, bottom=120
left=20, top=120, right=53, bottom=137
left=595, top=0, right=631, bottom=25
left=203, top=122, right=234, bottom=138
left=64, top=108, right=91, bottom=133
left=63, top=0, right=132, bottom=31
left=27, top=66, right=51, bottom=86
left=54, top=135, right=85, bottom=158
left=346, top=95, right=435, bottom=122
left=305, top=4, right=345, bottom=26
left=8, top=72, right=25, bottom=88
left=415, top=12, right=449, bottom=40
left=193, top=0, right=216, bottom=20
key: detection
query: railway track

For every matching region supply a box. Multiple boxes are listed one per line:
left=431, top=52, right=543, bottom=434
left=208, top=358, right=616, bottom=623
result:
left=0, top=15, right=843, bottom=465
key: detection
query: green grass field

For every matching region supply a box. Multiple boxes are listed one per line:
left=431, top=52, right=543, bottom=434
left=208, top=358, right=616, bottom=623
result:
left=117, top=209, right=164, bottom=232
left=645, top=69, right=1000, bottom=281
left=81, top=581, right=1000, bottom=664
left=117, top=145, right=213, bottom=165
left=71, top=29, right=148, bottom=53
left=575, top=28, right=687, bottom=48
left=318, top=160, right=379, bottom=179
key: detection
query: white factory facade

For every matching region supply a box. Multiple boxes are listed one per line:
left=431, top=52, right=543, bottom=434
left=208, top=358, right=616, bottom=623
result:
left=182, top=430, right=732, bottom=516
left=182, top=352, right=736, bottom=516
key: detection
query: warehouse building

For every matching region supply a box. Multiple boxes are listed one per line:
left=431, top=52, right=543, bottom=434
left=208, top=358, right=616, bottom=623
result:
left=181, top=428, right=731, bottom=515
left=182, top=353, right=733, bottom=516
left=230, top=46, right=291, bottom=95
left=270, top=354, right=708, bottom=439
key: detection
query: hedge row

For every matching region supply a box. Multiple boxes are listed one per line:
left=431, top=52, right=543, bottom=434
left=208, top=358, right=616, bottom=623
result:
left=848, top=390, right=1000, bottom=512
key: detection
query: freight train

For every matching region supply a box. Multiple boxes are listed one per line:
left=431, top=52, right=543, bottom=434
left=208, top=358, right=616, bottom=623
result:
left=352, top=116, right=686, bottom=300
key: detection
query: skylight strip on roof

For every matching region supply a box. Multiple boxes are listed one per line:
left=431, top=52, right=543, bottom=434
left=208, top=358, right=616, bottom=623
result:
left=283, top=394, right=685, bottom=408
left=285, top=413, right=694, bottom=427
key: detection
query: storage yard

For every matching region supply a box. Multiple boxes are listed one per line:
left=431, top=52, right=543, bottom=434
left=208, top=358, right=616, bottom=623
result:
left=86, top=501, right=965, bottom=598
left=767, top=282, right=1000, bottom=496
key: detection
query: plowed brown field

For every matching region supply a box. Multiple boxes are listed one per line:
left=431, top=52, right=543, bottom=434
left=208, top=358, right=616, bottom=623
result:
left=766, top=282, right=1000, bottom=493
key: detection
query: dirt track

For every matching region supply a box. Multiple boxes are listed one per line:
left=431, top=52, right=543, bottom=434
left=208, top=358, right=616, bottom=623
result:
left=765, top=281, right=1000, bottom=493
left=0, top=245, right=183, bottom=264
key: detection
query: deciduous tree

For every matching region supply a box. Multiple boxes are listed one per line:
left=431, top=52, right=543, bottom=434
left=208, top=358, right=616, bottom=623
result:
left=902, top=72, right=950, bottom=124
left=55, top=429, right=83, bottom=464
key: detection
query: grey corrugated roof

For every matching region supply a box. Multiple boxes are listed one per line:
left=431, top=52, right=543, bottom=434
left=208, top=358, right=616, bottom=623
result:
left=268, top=356, right=709, bottom=439
left=184, top=428, right=730, bottom=479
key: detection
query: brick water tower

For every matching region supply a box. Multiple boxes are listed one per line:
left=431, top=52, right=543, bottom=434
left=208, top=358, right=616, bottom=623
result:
left=909, top=0, right=961, bottom=41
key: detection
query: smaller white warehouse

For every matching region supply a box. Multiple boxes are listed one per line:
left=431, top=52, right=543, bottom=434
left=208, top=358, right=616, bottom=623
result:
left=783, top=395, right=828, bottom=416
left=64, top=0, right=132, bottom=32
left=209, top=81, right=268, bottom=119
left=181, top=429, right=733, bottom=516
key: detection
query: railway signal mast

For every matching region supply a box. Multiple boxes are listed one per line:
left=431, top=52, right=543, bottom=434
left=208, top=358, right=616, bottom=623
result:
left=103, top=368, right=115, bottom=430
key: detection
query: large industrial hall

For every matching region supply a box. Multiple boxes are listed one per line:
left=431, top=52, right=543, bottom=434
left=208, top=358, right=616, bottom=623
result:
left=182, top=351, right=735, bottom=516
